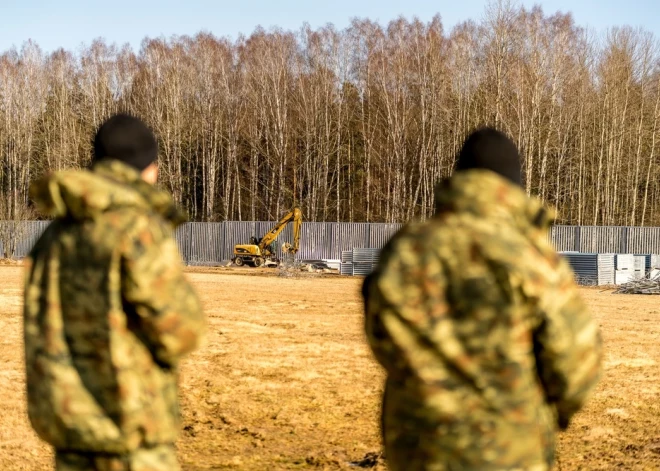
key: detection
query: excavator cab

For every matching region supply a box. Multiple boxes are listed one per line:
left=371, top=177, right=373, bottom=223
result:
left=232, top=208, right=302, bottom=267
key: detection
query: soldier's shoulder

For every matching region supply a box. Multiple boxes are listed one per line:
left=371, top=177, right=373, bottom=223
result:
left=384, top=214, right=481, bottom=256
left=376, top=219, right=448, bottom=274
left=104, top=206, right=169, bottom=232
left=380, top=220, right=429, bottom=254
left=95, top=208, right=172, bottom=256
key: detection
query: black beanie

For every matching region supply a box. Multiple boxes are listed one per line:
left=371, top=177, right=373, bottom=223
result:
left=93, top=114, right=158, bottom=171
left=454, top=127, right=522, bottom=186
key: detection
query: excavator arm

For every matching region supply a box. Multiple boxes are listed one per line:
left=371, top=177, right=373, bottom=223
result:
left=259, top=207, right=302, bottom=254
left=291, top=209, right=301, bottom=253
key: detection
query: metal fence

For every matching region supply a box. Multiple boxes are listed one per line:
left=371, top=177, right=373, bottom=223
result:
left=0, top=221, right=51, bottom=259
left=3, top=221, right=660, bottom=265
left=175, top=221, right=404, bottom=263
left=551, top=225, right=660, bottom=254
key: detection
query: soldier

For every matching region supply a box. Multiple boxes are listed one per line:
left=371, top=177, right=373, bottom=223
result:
left=24, top=114, right=205, bottom=471
left=363, top=127, right=602, bottom=470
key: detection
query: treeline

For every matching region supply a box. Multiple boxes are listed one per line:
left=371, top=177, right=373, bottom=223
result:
left=2, top=2, right=660, bottom=224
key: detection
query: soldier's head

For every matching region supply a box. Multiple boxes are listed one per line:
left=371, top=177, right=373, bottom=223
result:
left=454, top=127, right=522, bottom=186
left=92, top=113, right=159, bottom=184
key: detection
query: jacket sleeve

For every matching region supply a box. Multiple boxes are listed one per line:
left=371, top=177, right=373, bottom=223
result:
left=363, top=232, right=409, bottom=372
left=121, top=215, right=205, bottom=367
left=363, top=227, right=438, bottom=374
left=363, top=271, right=400, bottom=370
left=533, top=257, right=603, bottom=429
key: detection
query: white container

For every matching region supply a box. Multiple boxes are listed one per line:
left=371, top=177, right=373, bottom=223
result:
left=615, top=270, right=633, bottom=285
left=615, top=254, right=635, bottom=271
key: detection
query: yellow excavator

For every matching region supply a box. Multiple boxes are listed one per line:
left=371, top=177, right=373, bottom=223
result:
left=232, top=207, right=302, bottom=267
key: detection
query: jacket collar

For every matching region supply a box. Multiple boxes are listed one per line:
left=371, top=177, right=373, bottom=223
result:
left=434, top=169, right=554, bottom=232
left=92, top=159, right=188, bottom=226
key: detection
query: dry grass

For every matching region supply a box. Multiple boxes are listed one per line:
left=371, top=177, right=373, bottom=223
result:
left=554, top=288, right=660, bottom=470
left=0, top=266, right=658, bottom=470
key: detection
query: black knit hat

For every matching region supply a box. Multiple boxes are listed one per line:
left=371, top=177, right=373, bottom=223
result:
left=454, top=127, right=522, bottom=186
left=92, top=114, right=158, bottom=171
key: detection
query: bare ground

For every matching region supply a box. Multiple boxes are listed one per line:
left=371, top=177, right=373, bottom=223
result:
left=0, top=266, right=658, bottom=470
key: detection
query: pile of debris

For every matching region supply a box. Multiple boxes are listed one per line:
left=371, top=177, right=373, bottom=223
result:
left=614, top=273, right=660, bottom=294
left=277, top=258, right=337, bottom=278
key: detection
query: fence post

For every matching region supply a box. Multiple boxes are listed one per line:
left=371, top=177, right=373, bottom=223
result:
left=330, top=223, right=337, bottom=259
left=222, top=221, right=227, bottom=261
left=365, top=223, right=371, bottom=249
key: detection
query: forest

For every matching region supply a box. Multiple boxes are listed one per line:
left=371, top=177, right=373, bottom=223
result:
left=2, top=2, right=660, bottom=224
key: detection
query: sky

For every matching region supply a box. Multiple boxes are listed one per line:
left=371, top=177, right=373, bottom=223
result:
left=2, top=0, right=660, bottom=54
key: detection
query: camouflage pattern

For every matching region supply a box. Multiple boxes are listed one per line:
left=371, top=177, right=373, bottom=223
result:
left=56, top=445, right=178, bottom=471
left=363, top=169, right=602, bottom=471
left=24, top=160, right=205, bottom=460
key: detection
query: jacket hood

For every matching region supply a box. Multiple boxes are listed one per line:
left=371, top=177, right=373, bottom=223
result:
left=30, top=160, right=187, bottom=226
left=434, top=169, right=555, bottom=232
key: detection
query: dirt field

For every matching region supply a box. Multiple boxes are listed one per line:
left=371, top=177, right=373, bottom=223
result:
left=0, top=265, right=658, bottom=470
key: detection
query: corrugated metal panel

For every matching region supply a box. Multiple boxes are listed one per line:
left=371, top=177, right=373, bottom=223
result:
left=174, top=224, right=190, bottom=261
left=598, top=254, right=616, bottom=286
left=332, top=223, right=369, bottom=260
left=560, top=252, right=615, bottom=286
left=299, top=222, right=332, bottom=260
left=340, top=263, right=353, bottom=275
left=627, top=227, right=660, bottom=254
left=551, top=225, right=578, bottom=252
left=353, top=248, right=379, bottom=263
left=187, top=222, right=224, bottom=265
left=574, top=226, right=594, bottom=253
left=368, top=223, right=402, bottom=249
left=573, top=226, right=625, bottom=253
left=340, top=248, right=382, bottom=276
left=0, top=220, right=50, bottom=258
left=351, top=263, right=374, bottom=275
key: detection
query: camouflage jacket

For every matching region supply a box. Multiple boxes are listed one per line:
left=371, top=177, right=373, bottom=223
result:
left=363, top=170, right=602, bottom=471
left=24, top=160, right=205, bottom=454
